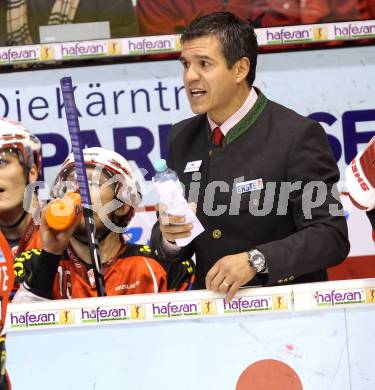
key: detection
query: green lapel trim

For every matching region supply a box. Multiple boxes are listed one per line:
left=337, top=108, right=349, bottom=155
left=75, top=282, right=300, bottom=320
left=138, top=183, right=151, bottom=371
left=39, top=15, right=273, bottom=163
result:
left=225, top=92, right=268, bottom=146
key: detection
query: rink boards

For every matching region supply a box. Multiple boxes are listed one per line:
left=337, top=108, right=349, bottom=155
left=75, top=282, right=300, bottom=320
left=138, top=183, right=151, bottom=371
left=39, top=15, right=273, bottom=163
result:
left=6, top=278, right=375, bottom=390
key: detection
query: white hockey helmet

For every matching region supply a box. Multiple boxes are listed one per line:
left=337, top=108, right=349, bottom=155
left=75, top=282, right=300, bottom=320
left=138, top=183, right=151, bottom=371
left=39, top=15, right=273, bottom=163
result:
left=0, top=117, right=42, bottom=175
left=51, top=147, right=142, bottom=208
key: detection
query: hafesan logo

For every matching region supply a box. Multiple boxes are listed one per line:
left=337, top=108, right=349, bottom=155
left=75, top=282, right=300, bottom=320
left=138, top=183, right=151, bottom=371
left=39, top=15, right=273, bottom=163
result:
left=79, top=306, right=130, bottom=323
left=152, top=301, right=201, bottom=319
left=223, top=296, right=272, bottom=313
left=0, top=47, right=39, bottom=64
left=334, top=23, right=375, bottom=39
left=9, top=311, right=59, bottom=328
left=313, top=289, right=365, bottom=307
left=127, top=38, right=173, bottom=55
left=59, top=42, right=106, bottom=59
left=266, top=28, right=312, bottom=44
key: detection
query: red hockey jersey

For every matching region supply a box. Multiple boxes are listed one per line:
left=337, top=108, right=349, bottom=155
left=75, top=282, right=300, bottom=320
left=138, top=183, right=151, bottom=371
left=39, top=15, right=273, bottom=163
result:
left=14, top=243, right=195, bottom=300
left=53, top=244, right=170, bottom=299
left=0, top=231, right=15, bottom=389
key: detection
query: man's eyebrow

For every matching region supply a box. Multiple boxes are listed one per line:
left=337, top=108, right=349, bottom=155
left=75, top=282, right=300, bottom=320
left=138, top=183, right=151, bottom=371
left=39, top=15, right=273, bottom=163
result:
left=179, top=54, right=213, bottom=62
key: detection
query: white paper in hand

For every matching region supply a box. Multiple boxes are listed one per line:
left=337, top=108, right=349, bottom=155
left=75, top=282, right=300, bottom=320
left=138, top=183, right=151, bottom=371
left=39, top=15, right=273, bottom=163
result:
left=153, top=179, right=204, bottom=246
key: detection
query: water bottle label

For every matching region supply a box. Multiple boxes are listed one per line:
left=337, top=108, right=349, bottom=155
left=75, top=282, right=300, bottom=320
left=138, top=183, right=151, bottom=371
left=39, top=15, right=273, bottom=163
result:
left=154, top=181, right=186, bottom=215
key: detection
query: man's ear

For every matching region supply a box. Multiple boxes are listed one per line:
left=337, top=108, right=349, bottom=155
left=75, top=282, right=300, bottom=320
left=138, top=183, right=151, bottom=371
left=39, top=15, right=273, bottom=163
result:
left=114, top=203, right=134, bottom=227
left=235, top=57, right=250, bottom=84
left=28, top=163, right=39, bottom=182
left=114, top=203, right=131, bottom=218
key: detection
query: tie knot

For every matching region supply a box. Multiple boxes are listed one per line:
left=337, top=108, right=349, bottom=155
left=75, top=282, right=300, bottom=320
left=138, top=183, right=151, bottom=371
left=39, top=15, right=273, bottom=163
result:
left=212, top=126, right=224, bottom=146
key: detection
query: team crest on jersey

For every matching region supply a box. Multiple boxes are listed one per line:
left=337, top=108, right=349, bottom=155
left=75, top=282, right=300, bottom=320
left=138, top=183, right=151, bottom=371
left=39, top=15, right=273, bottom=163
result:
left=57, top=266, right=72, bottom=299
left=87, top=269, right=96, bottom=287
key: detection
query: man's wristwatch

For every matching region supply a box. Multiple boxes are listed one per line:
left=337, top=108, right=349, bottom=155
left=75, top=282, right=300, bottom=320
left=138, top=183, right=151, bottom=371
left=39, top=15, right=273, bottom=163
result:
left=247, top=249, right=266, bottom=273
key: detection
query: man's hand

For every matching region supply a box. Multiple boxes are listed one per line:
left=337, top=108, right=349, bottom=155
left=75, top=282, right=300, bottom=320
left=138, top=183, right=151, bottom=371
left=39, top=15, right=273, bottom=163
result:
left=205, top=252, right=256, bottom=302
left=158, top=203, right=194, bottom=243
left=39, top=206, right=82, bottom=255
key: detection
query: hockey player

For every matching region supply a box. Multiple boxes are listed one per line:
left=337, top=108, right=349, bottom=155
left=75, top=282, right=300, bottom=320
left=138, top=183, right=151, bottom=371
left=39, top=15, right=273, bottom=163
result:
left=0, top=118, right=42, bottom=298
left=0, top=117, right=42, bottom=256
left=14, top=147, right=194, bottom=302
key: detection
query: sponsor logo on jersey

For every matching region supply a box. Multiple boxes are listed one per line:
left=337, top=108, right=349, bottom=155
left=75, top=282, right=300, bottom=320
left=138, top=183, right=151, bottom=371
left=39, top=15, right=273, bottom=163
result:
left=114, top=280, right=140, bottom=291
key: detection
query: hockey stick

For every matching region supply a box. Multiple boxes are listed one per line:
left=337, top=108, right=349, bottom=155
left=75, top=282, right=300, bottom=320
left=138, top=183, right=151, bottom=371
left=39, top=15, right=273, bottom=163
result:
left=60, top=76, right=106, bottom=297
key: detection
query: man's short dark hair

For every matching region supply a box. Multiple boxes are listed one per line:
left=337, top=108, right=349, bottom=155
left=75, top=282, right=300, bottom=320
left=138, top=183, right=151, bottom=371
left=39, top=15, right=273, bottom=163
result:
left=181, top=12, right=258, bottom=86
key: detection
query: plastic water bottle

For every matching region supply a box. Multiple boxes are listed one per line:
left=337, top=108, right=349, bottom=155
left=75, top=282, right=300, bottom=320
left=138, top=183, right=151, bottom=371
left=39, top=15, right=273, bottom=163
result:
left=153, top=159, right=204, bottom=246
left=154, top=159, right=180, bottom=182
left=153, top=159, right=185, bottom=216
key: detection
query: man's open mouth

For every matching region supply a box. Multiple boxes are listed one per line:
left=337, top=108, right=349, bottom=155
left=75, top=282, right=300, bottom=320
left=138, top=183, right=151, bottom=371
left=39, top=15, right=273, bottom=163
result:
left=190, top=89, right=207, bottom=97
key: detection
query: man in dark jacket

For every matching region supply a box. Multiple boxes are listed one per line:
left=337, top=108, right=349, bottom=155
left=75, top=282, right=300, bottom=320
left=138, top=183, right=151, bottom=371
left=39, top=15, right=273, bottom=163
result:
left=151, top=12, right=350, bottom=302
